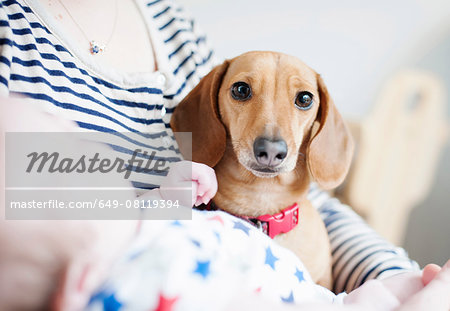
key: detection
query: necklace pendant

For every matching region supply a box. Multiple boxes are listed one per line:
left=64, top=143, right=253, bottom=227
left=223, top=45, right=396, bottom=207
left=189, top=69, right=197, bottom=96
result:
left=90, top=41, right=105, bottom=55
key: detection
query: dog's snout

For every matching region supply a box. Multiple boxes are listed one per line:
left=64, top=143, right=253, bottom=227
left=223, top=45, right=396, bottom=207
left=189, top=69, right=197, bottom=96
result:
left=253, top=137, right=288, bottom=167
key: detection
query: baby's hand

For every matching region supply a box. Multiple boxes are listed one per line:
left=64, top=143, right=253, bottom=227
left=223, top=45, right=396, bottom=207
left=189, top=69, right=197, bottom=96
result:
left=159, top=161, right=218, bottom=207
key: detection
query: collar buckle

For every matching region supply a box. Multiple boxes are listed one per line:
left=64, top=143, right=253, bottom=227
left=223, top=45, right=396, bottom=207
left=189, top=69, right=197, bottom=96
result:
left=255, top=203, right=299, bottom=239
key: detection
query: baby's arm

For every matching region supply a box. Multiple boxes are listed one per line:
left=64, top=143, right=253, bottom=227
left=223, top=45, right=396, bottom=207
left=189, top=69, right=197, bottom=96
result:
left=141, top=160, right=218, bottom=207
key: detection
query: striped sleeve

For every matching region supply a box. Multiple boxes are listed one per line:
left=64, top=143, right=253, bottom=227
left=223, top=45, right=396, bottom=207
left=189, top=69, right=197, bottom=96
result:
left=307, top=183, right=420, bottom=293
left=149, top=0, right=218, bottom=106
left=0, top=2, right=13, bottom=96
left=184, top=7, right=221, bottom=68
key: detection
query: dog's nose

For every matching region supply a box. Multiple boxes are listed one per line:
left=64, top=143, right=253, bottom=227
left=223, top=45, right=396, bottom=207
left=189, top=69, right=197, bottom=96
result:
left=253, top=137, right=288, bottom=167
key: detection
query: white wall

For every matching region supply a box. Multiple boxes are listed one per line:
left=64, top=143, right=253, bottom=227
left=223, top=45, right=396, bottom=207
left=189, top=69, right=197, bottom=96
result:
left=183, top=0, right=450, bottom=118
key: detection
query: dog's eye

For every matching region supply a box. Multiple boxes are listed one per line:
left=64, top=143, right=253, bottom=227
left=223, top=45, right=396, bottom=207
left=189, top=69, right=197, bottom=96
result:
left=231, top=82, right=252, bottom=101
left=295, top=91, right=313, bottom=110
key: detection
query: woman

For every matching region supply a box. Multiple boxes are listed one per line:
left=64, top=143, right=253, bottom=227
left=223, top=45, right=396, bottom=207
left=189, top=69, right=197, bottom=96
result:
left=0, top=0, right=448, bottom=310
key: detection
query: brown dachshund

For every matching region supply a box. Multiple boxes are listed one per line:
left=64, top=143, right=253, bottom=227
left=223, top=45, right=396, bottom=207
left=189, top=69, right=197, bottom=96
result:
left=171, top=51, right=354, bottom=289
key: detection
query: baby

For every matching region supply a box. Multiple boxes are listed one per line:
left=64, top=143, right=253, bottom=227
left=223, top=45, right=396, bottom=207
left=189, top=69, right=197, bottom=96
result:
left=1, top=100, right=449, bottom=311
left=51, top=161, right=447, bottom=311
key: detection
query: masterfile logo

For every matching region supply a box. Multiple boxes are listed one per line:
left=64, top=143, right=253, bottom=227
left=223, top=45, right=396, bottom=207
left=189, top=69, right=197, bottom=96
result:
left=4, top=131, right=193, bottom=220
left=26, top=149, right=169, bottom=179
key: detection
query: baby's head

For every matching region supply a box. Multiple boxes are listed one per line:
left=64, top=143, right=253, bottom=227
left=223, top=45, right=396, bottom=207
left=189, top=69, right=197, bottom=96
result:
left=0, top=220, right=94, bottom=310
left=0, top=218, right=136, bottom=311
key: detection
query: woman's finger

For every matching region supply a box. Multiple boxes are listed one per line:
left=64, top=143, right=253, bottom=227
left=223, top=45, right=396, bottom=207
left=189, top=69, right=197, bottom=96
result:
left=422, top=263, right=441, bottom=286
left=398, top=260, right=450, bottom=311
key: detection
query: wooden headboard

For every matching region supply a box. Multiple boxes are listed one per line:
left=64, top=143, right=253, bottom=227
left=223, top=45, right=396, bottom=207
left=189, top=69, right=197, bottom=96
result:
left=336, top=70, right=449, bottom=245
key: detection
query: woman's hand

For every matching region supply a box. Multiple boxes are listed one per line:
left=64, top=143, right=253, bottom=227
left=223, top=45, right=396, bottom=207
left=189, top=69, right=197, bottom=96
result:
left=344, top=260, right=450, bottom=311
left=225, top=261, right=450, bottom=311
left=396, top=260, right=450, bottom=311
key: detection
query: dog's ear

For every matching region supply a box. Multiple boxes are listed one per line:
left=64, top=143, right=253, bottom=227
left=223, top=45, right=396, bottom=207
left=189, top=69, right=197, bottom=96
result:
left=306, top=75, right=354, bottom=189
left=170, top=61, right=229, bottom=167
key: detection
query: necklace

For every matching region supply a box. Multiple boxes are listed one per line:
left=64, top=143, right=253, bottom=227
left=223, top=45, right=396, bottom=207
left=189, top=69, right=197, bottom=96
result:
left=56, top=0, right=119, bottom=55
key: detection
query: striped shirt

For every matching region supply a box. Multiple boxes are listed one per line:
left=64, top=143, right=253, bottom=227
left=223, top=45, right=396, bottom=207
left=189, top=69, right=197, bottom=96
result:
left=0, top=0, right=419, bottom=294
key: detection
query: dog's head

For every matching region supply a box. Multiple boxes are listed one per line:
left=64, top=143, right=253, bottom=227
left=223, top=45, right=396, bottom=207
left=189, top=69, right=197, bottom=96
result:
left=171, top=51, right=353, bottom=189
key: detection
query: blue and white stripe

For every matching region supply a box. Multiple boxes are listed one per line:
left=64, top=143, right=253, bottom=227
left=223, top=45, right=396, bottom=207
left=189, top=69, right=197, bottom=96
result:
left=0, top=0, right=216, bottom=190
left=308, top=183, right=419, bottom=292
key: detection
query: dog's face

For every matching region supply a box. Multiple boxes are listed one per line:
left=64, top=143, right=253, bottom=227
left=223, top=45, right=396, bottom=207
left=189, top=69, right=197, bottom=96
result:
left=218, top=52, right=320, bottom=178
left=171, top=51, right=353, bottom=189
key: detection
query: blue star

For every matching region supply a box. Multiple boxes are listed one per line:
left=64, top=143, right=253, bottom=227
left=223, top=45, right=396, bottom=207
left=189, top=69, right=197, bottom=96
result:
left=171, top=220, right=182, bottom=226
left=214, top=231, right=221, bottom=243
left=194, top=260, right=211, bottom=278
left=281, top=291, right=294, bottom=303
left=103, top=293, right=123, bottom=311
left=191, top=239, right=201, bottom=247
left=88, top=291, right=104, bottom=306
left=264, top=247, right=279, bottom=269
left=295, top=268, right=305, bottom=282
left=128, top=249, right=145, bottom=261
left=88, top=291, right=123, bottom=311
left=233, top=220, right=250, bottom=235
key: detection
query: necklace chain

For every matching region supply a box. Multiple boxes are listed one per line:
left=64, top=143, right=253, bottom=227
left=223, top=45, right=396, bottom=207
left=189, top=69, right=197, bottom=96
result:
left=56, top=0, right=119, bottom=55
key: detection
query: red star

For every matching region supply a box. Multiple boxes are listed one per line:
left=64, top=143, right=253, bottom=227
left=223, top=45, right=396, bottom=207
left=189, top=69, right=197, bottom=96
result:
left=207, top=215, right=224, bottom=225
left=153, top=293, right=178, bottom=311
left=255, top=287, right=262, bottom=293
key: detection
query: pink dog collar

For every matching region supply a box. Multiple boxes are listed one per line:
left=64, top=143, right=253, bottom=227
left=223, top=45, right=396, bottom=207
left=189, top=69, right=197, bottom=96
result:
left=204, top=202, right=300, bottom=239
left=251, top=203, right=300, bottom=239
